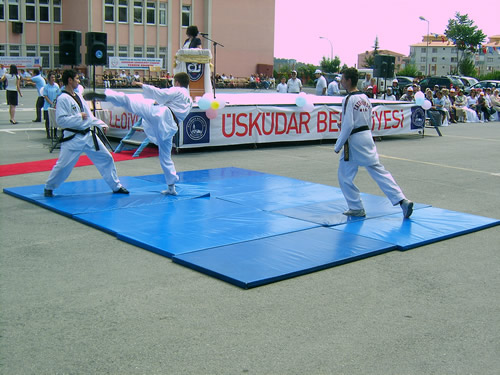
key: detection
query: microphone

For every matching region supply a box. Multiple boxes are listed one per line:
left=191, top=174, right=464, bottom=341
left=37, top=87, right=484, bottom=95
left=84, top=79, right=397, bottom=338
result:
left=200, top=32, right=209, bottom=36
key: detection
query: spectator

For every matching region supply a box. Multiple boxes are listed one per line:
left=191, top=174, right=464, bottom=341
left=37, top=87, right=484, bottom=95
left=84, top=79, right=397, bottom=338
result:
left=42, top=72, right=61, bottom=139
left=365, top=86, right=374, bottom=99
left=381, top=87, right=396, bottom=101
left=31, top=69, right=47, bottom=122
left=287, top=70, right=302, bottom=93
left=369, top=77, right=378, bottom=96
left=399, top=86, right=414, bottom=102
left=453, top=88, right=467, bottom=122
left=21, top=69, right=32, bottom=87
left=490, top=89, right=500, bottom=119
left=391, top=79, right=400, bottom=99
left=432, top=90, right=447, bottom=124
left=133, top=71, right=141, bottom=83
left=361, top=73, right=371, bottom=91
left=467, top=89, right=478, bottom=116
left=442, top=89, right=456, bottom=123
left=276, top=77, right=288, bottom=93
left=0, top=64, right=23, bottom=124
left=314, top=69, right=327, bottom=96
left=327, top=76, right=341, bottom=96
left=477, top=92, right=491, bottom=122
left=0, top=64, right=6, bottom=89
left=103, top=71, right=111, bottom=88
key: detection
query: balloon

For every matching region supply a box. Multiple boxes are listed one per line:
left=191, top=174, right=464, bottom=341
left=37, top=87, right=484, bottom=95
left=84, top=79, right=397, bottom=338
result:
left=303, top=101, right=314, bottom=113
left=295, top=96, right=307, bottom=107
left=211, top=100, right=220, bottom=110
left=202, top=92, right=214, bottom=100
left=298, top=91, right=307, bottom=97
left=206, top=108, right=218, bottom=119
left=422, top=100, right=432, bottom=110
left=198, top=98, right=211, bottom=110
left=415, top=97, right=425, bottom=106
left=415, top=91, right=425, bottom=100
left=218, top=100, right=226, bottom=109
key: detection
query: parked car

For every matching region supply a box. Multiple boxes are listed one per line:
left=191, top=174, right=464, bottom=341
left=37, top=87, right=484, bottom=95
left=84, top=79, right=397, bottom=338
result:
left=464, top=80, right=500, bottom=95
left=418, top=76, right=465, bottom=92
left=455, top=76, right=478, bottom=88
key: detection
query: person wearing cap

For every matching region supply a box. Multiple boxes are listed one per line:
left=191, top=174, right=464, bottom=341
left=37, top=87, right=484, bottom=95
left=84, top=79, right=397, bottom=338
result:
left=399, top=86, right=414, bottom=102
left=391, top=79, right=400, bottom=99
left=432, top=84, right=440, bottom=98
left=490, top=89, right=500, bottom=119
left=382, top=87, right=396, bottom=101
left=477, top=91, right=492, bottom=122
left=453, top=88, right=467, bottom=122
left=365, top=86, right=374, bottom=99
left=334, top=67, right=413, bottom=219
left=314, top=69, right=327, bottom=96
left=287, top=70, right=302, bottom=93
left=327, top=76, right=341, bottom=96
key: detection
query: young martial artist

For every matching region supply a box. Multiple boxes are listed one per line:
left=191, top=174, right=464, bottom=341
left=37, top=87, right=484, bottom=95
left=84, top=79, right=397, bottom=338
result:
left=334, top=67, right=413, bottom=218
left=84, top=72, right=193, bottom=195
left=44, top=69, right=129, bottom=197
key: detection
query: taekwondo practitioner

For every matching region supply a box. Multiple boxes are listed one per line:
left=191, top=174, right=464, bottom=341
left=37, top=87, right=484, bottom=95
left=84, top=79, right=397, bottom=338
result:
left=334, top=67, right=413, bottom=218
left=44, top=69, right=129, bottom=197
left=84, top=72, right=193, bottom=195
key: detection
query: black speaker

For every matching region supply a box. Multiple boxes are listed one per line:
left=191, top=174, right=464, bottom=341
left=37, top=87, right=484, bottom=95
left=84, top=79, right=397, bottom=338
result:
left=59, top=30, right=82, bottom=66
left=373, top=55, right=395, bottom=79
left=85, top=32, right=107, bottom=66
left=12, top=22, right=23, bottom=34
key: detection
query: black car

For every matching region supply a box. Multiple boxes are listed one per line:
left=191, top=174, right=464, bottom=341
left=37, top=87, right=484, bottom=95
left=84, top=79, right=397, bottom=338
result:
left=464, top=80, right=500, bottom=95
left=418, top=76, right=465, bottom=92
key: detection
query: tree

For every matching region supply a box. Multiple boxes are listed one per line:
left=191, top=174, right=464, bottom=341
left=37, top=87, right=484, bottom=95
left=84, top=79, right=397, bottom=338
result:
left=458, top=55, right=477, bottom=77
left=362, top=37, right=380, bottom=68
left=320, top=56, right=341, bottom=73
left=397, top=64, right=422, bottom=78
left=372, top=36, right=379, bottom=56
left=444, top=12, right=486, bottom=74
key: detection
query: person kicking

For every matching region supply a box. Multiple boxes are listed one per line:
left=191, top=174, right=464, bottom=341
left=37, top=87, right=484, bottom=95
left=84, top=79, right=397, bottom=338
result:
left=84, top=72, right=193, bottom=195
left=334, top=67, right=414, bottom=218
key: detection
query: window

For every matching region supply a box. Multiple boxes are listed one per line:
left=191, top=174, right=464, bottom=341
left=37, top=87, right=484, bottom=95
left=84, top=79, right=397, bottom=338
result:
left=107, top=45, right=115, bottom=57
left=146, top=1, right=155, bottom=24
left=146, top=46, right=155, bottom=58
left=451, top=48, right=457, bottom=53
left=487, top=57, right=494, bottom=63
left=118, top=0, right=127, bottom=22
left=431, top=48, right=437, bottom=53
left=134, top=46, right=143, bottom=58
left=8, top=0, right=19, bottom=21
left=39, top=0, right=49, bottom=22
left=420, top=57, right=426, bottom=62
left=26, top=0, right=35, bottom=21
left=40, top=45, right=50, bottom=67
left=119, top=45, right=128, bottom=57
left=159, top=2, right=166, bottom=25
left=181, top=5, right=190, bottom=27
left=159, top=46, right=167, bottom=65
left=451, top=57, right=457, bottom=63
left=421, top=48, right=426, bottom=53
left=105, top=0, right=114, bottom=22
left=26, top=45, right=37, bottom=56
left=0, top=0, right=4, bottom=21
left=420, top=66, right=425, bottom=72
left=0, top=44, right=6, bottom=56
left=9, top=44, right=20, bottom=57
left=53, top=0, right=61, bottom=22
left=134, top=1, right=143, bottom=24
left=431, top=57, right=436, bottom=62
left=53, top=45, right=59, bottom=66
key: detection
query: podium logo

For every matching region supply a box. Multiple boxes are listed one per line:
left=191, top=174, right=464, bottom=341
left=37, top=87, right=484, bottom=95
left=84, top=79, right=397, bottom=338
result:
left=410, top=106, right=425, bottom=129
left=186, top=63, right=204, bottom=82
left=183, top=112, right=210, bottom=144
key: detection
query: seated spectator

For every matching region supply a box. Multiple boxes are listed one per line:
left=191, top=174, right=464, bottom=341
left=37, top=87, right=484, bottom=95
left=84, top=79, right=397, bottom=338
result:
left=399, top=86, right=414, bottom=102
left=491, top=89, right=500, bottom=119
left=276, top=77, right=288, bottom=93
left=477, top=92, right=491, bottom=122
left=453, top=88, right=467, bottom=122
left=381, top=87, right=396, bottom=101
left=391, top=79, right=400, bottom=99
left=119, top=70, right=127, bottom=87
left=103, top=71, right=110, bottom=88
left=442, top=89, right=456, bottom=123
left=467, top=89, right=479, bottom=116
left=432, top=91, right=447, bottom=124
left=365, top=86, right=374, bottom=98
left=133, top=71, right=141, bottom=83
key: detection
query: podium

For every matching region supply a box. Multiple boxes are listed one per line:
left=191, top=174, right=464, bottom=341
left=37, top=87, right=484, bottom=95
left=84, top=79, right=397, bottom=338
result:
left=174, top=49, right=213, bottom=99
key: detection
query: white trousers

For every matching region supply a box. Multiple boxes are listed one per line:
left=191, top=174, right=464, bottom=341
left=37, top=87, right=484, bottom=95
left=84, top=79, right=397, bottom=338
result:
left=338, top=160, right=406, bottom=210
left=45, top=138, right=121, bottom=191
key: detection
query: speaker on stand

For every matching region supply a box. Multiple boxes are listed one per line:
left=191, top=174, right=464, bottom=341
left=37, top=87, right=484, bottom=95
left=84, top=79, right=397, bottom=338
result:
left=374, top=55, right=396, bottom=95
left=59, top=30, right=82, bottom=66
left=85, top=32, right=108, bottom=113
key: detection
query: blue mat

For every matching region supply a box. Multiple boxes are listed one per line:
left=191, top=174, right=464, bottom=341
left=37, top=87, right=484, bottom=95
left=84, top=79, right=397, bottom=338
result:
left=4, top=167, right=500, bottom=288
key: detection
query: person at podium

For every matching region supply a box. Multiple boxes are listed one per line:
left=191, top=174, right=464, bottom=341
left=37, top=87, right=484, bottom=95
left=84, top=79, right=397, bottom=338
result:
left=183, top=25, right=202, bottom=49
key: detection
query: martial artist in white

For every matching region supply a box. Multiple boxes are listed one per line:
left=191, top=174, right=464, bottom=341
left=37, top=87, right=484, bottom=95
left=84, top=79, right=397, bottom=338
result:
left=96, top=74, right=193, bottom=195
left=335, top=68, right=413, bottom=218
left=44, top=71, right=127, bottom=197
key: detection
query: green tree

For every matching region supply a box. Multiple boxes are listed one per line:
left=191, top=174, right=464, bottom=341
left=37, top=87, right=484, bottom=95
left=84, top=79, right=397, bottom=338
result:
left=397, top=64, right=422, bottom=77
left=363, top=54, right=374, bottom=68
left=296, top=64, right=318, bottom=85
left=320, top=56, right=341, bottom=73
left=444, top=12, right=486, bottom=74
left=458, top=55, right=477, bottom=77
left=372, top=36, right=379, bottom=56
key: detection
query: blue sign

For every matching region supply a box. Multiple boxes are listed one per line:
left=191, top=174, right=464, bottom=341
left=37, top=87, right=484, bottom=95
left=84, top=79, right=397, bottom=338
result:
left=183, top=112, right=210, bottom=144
left=186, top=62, right=204, bottom=82
left=410, top=106, right=426, bottom=129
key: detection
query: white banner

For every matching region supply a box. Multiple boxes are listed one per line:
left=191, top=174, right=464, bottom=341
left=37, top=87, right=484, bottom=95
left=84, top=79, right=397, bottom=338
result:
left=102, top=102, right=425, bottom=147
left=0, top=56, right=42, bottom=69
left=108, top=57, right=163, bottom=70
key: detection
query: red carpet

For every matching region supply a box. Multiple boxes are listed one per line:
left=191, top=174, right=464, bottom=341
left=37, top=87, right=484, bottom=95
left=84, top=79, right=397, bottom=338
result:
left=0, top=147, right=159, bottom=177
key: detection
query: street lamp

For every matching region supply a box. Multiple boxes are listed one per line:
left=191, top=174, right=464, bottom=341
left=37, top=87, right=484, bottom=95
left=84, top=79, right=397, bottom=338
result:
left=419, top=16, right=430, bottom=76
left=319, top=36, right=333, bottom=60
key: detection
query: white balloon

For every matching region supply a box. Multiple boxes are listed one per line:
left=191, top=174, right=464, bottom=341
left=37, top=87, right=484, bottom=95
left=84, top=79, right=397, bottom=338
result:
left=415, top=91, right=425, bottom=100
left=422, top=100, right=432, bottom=110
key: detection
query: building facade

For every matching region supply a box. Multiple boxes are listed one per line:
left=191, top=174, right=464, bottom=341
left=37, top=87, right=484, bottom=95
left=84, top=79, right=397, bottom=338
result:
left=357, top=49, right=408, bottom=73
left=410, top=34, right=500, bottom=76
left=0, top=0, right=275, bottom=77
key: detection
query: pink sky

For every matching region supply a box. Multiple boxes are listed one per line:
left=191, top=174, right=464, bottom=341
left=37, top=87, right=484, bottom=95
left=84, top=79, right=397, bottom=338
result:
left=274, top=0, right=499, bottom=67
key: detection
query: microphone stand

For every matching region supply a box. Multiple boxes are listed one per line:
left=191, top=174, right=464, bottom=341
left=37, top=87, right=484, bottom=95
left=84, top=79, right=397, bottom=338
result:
left=200, top=33, right=224, bottom=98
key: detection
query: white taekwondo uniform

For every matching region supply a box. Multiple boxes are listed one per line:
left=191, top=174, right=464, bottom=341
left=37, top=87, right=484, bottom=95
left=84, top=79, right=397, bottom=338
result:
left=45, top=91, right=122, bottom=192
left=104, top=84, right=192, bottom=186
left=335, top=91, right=406, bottom=211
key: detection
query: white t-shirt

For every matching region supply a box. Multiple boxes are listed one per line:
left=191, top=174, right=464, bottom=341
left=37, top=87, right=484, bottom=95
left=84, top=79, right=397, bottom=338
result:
left=276, top=82, right=288, bottom=93
left=287, top=78, right=302, bottom=93
left=315, top=76, right=327, bottom=96
left=327, top=81, right=340, bottom=96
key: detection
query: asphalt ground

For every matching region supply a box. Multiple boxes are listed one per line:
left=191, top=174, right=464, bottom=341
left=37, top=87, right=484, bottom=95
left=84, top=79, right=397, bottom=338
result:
left=1, top=88, right=499, bottom=375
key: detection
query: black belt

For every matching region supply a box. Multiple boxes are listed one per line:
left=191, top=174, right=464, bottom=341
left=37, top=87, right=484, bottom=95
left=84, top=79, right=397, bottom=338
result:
left=344, top=125, right=370, bottom=161
left=57, top=126, right=113, bottom=152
